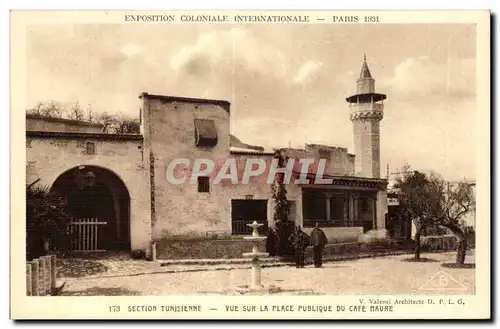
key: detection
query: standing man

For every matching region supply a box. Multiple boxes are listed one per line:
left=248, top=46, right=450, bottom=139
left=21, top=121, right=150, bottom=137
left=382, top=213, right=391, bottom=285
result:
left=310, top=222, right=328, bottom=268
left=290, top=225, right=310, bottom=268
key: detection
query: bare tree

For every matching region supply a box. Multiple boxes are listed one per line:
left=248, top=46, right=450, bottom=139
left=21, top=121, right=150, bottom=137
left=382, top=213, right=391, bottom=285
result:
left=27, top=101, right=63, bottom=118
left=40, top=101, right=64, bottom=118
left=86, top=105, right=94, bottom=123
left=96, top=112, right=117, bottom=133
left=115, top=116, right=140, bottom=134
left=29, top=102, right=44, bottom=115
left=27, top=101, right=140, bottom=134
left=68, top=102, right=85, bottom=121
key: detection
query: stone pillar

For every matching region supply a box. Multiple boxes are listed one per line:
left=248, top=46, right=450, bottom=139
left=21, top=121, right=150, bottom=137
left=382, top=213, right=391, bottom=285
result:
left=325, top=196, right=331, bottom=222
left=151, top=241, right=157, bottom=261
left=348, top=193, right=354, bottom=226
left=251, top=258, right=262, bottom=289
left=26, top=263, right=32, bottom=296
left=376, top=190, right=388, bottom=230
left=294, top=193, right=303, bottom=228
left=31, top=260, right=39, bottom=296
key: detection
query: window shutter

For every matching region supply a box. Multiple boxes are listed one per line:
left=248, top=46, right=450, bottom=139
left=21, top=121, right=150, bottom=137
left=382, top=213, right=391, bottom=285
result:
left=194, top=119, right=218, bottom=147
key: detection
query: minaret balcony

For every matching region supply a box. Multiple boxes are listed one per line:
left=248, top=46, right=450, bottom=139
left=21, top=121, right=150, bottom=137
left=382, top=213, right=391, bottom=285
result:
left=349, top=103, right=384, bottom=121
left=349, top=102, right=384, bottom=112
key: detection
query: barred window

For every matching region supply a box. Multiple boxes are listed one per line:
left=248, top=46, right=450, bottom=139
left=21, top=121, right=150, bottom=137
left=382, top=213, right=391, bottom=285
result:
left=198, top=176, right=210, bottom=193
left=85, top=142, right=95, bottom=155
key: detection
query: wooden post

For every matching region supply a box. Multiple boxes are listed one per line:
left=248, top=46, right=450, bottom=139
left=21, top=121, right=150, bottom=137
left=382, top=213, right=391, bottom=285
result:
left=50, top=255, right=57, bottom=292
left=31, top=260, right=39, bottom=296
left=348, top=193, right=354, bottom=227
left=42, top=256, right=51, bottom=294
left=47, top=256, right=53, bottom=293
left=26, top=263, right=32, bottom=296
left=38, top=257, right=47, bottom=296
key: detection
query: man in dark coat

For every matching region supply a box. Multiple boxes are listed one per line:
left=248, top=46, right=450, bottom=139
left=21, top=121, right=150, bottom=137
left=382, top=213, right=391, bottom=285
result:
left=290, top=225, right=310, bottom=268
left=310, top=222, right=328, bottom=268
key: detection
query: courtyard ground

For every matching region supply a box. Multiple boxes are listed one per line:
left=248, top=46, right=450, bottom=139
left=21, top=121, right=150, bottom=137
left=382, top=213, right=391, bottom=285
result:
left=59, top=251, right=475, bottom=296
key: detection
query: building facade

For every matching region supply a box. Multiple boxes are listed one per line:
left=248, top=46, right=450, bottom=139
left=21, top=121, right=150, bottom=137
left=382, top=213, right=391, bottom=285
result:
left=26, top=58, right=390, bottom=256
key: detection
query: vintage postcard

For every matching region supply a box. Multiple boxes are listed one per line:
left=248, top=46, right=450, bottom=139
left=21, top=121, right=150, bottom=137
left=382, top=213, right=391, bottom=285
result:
left=10, top=10, right=490, bottom=320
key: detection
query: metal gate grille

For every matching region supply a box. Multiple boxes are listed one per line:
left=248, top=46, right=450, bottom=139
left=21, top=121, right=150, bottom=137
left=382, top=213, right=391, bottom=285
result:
left=69, top=217, right=107, bottom=252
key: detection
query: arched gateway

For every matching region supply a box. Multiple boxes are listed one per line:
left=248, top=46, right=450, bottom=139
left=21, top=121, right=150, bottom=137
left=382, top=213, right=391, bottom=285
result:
left=51, top=165, right=131, bottom=252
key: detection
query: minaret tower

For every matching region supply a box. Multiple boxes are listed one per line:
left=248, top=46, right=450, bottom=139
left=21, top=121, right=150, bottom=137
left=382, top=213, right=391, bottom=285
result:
left=346, top=55, right=386, bottom=178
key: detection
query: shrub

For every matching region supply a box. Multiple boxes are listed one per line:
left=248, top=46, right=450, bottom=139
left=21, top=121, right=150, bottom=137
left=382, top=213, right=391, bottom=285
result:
left=131, top=250, right=146, bottom=259
left=26, top=180, right=71, bottom=260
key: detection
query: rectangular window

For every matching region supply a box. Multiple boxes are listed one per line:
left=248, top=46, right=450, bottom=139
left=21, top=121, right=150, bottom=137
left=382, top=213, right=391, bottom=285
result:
left=330, top=195, right=347, bottom=226
left=85, top=142, right=95, bottom=155
left=302, top=190, right=327, bottom=222
left=197, top=176, right=210, bottom=193
left=231, top=199, right=268, bottom=235
left=303, top=189, right=349, bottom=228
left=194, top=118, right=218, bottom=147
left=318, top=149, right=330, bottom=159
left=354, top=195, right=376, bottom=232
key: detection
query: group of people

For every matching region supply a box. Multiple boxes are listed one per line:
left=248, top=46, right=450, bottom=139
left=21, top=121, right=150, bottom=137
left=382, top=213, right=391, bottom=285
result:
left=289, top=222, right=328, bottom=268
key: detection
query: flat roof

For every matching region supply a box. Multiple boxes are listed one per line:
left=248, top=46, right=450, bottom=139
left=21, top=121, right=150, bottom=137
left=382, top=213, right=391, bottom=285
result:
left=229, top=148, right=275, bottom=156
left=26, top=113, right=103, bottom=127
left=26, top=130, right=143, bottom=141
left=139, top=92, right=231, bottom=113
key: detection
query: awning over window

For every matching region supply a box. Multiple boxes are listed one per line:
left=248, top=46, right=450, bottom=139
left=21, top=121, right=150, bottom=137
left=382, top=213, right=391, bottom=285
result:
left=194, top=118, right=218, bottom=147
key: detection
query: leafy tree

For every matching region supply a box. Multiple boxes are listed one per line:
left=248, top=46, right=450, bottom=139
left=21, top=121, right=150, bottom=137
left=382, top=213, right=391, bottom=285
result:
left=395, top=167, right=476, bottom=265
left=271, top=150, right=289, bottom=222
left=270, top=150, right=295, bottom=257
left=427, top=175, right=475, bottom=265
left=394, top=168, right=440, bottom=260
left=26, top=179, right=71, bottom=260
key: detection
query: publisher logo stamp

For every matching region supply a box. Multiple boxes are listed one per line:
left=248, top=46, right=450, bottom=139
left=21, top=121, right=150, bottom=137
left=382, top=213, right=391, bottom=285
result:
left=418, top=271, right=468, bottom=291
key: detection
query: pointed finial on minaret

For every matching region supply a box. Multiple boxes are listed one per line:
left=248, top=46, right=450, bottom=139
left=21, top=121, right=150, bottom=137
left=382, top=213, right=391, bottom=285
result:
left=359, top=54, right=372, bottom=80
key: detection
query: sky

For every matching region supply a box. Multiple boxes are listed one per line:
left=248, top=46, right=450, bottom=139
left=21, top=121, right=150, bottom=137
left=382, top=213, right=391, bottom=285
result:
left=25, top=23, right=476, bottom=181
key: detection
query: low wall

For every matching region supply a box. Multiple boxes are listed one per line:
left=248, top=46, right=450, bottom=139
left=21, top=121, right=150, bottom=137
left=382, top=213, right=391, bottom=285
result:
left=302, top=227, right=364, bottom=244
left=304, top=239, right=411, bottom=259
left=156, top=237, right=413, bottom=260
left=421, top=235, right=458, bottom=251
left=26, top=255, right=57, bottom=296
left=156, top=232, right=413, bottom=260
left=156, top=238, right=266, bottom=260
left=305, top=242, right=361, bottom=259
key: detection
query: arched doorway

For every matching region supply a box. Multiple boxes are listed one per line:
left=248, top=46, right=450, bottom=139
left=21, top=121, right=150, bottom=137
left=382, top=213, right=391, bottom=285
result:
left=51, top=165, right=131, bottom=251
